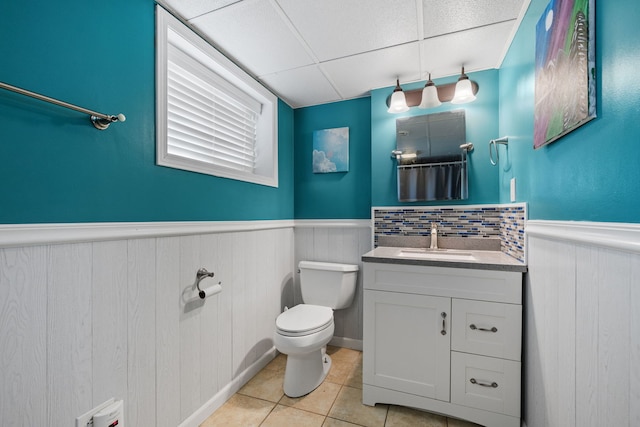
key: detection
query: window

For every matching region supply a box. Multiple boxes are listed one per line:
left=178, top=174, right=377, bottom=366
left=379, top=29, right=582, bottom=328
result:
left=156, top=6, right=278, bottom=187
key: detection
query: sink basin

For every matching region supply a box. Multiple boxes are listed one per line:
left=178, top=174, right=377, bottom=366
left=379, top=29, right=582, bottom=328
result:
left=397, top=248, right=476, bottom=261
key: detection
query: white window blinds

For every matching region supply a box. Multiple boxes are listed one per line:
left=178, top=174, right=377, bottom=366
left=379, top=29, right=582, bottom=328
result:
left=156, top=6, right=278, bottom=187
left=167, top=44, right=261, bottom=173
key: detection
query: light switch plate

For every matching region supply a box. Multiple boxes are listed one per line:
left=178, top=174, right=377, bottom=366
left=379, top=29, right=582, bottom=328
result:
left=76, top=398, right=115, bottom=427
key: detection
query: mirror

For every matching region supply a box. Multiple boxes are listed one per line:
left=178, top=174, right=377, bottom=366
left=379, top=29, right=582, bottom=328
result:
left=395, top=110, right=468, bottom=202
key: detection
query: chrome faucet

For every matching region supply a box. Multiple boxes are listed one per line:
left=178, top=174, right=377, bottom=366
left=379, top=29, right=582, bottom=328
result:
left=430, top=223, right=438, bottom=249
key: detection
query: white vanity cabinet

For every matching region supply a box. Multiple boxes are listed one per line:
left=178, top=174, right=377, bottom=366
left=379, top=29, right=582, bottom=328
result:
left=363, top=262, right=523, bottom=427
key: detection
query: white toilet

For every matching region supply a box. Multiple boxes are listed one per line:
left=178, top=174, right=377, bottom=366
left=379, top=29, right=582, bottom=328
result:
left=274, top=260, right=359, bottom=397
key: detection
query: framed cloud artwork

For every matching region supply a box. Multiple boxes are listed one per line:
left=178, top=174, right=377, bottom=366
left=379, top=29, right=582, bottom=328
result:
left=312, top=127, right=349, bottom=173
left=534, top=0, right=596, bottom=149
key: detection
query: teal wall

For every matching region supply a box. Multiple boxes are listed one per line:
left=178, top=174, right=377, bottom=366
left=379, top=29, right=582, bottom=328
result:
left=294, top=98, right=371, bottom=219
left=0, top=0, right=294, bottom=224
left=370, top=69, right=501, bottom=207
left=5, top=0, right=638, bottom=225
left=499, top=0, right=640, bottom=222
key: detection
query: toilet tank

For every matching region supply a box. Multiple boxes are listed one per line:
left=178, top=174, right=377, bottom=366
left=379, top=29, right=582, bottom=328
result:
left=299, top=261, right=359, bottom=309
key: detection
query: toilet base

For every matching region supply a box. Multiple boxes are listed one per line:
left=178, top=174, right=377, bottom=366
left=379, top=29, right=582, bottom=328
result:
left=283, top=347, right=332, bottom=397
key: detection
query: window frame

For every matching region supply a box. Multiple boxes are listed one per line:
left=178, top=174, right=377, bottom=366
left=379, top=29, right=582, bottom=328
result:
left=156, top=6, right=278, bottom=187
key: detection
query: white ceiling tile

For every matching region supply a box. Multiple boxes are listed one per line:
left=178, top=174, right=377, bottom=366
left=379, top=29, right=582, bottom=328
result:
left=422, top=0, right=524, bottom=38
left=260, top=66, right=341, bottom=108
left=161, top=0, right=528, bottom=108
left=160, top=0, right=241, bottom=20
left=420, top=21, right=517, bottom=78
left=276, top=0, right=420, bottom=62
left=190, top=0, right=315, bottom=76
left=321, top=43, right=423, bottom=99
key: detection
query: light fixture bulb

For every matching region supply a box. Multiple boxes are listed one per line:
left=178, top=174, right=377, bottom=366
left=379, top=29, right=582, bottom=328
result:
left=387, top=79, right=409, bottom=113
left=418, top=74, right=441, bottom=109
left=451, top=67, right=476, bottom=104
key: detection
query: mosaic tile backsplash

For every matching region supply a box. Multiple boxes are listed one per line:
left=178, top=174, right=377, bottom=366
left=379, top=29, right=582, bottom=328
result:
left=373, top=203, right=526, bottom=262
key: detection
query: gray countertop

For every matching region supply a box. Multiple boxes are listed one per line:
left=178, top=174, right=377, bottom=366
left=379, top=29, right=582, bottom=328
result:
left=362, top=246, right=528, bottom=273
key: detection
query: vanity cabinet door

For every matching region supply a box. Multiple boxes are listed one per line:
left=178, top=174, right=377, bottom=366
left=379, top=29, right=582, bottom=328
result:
left=364, top=290, right=451, bottom=401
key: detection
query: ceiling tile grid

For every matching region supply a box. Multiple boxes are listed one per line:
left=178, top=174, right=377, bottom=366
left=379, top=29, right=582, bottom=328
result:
left=189, top=0, right=315, bottom=76
left=420, top=21, right=519, bottom=78
left=275, top=0, right=420, bottom=62
left=158, top=0, right=530, bottom=108
left=174, top=0, right=241, bottom=20
left=259, top=65, right=342, bottom=108
left=320, top=42, right=423, bottom=100
left=422, top=0, right=526, bottom=38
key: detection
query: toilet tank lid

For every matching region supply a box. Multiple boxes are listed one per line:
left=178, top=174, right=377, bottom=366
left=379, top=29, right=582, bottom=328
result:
left=298, top=261, right=359, bottom=272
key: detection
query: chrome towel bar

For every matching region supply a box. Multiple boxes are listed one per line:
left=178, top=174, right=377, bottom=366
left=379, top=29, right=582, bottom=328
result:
left=0, top=81, right=126, bottom=130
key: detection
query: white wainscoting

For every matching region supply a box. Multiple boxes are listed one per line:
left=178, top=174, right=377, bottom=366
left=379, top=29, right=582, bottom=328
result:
left=294, top=220, right=373, bottom=350
left=524, top=221, right=640, bottom=427
left=0, top=222, right=295, bottom=427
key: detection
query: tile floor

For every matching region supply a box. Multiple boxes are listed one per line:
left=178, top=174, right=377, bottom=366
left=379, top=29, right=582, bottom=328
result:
left=201, top=346, right=482, bottom=427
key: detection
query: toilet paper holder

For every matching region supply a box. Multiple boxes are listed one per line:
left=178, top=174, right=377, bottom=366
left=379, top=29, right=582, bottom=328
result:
left=196, top=267, right=221, bottom=299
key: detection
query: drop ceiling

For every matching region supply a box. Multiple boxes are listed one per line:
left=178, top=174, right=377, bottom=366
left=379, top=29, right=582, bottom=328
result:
left=158, top=0, right=530, bottom=108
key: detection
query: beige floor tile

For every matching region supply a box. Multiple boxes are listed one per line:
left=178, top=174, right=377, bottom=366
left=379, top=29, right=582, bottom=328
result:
left=279, top=380, right=342, bottom=415
left=323, top=417, right=363, bottom=427
left=200, top=394, right=274, bottom=427
left=261, top=404, right=325, bottom=427
left=328, top=386, right=388, bottom=427
left=238, top=367, right=284, bottom=403
left=327, top=346, right=361, bottom=364
left=446, top=417, right=483, bottom=427
left=326, top=356, right=358, bottom=385
left=263, top=353, right=287, bottom=372
left=385, top=405, right=447, bottom=427
left=344, top=353, right=362, bottom=389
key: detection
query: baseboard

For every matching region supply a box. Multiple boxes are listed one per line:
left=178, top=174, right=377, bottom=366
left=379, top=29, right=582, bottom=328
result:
left=178, top=347, right=278, bottom=427
left=329, top=336, right=363, bottom=351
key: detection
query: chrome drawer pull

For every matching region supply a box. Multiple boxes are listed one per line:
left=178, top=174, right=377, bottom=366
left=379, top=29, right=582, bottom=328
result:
left=469, top=324, right=498, bottom=333
left=441, top=312, right=447, bottom=335
left=470, top=378, right=498, bottom=388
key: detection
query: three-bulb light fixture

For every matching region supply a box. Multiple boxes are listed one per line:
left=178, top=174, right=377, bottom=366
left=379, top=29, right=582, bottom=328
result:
left=387, top=67, right=478, bottom=114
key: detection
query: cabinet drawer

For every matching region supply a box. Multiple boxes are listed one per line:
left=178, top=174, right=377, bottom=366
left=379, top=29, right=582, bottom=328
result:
left=451, top=351, right=521, bottom=417
left=451, top=299, right=522, bottom=361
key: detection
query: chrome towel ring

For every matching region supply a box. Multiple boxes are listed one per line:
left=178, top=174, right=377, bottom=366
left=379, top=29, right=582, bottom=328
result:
left=489, top=136, right=509, bottom=166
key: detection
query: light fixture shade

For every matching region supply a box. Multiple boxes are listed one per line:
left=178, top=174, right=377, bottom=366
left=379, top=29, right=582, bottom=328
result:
left=387, top=79, right=409, bottom=113
left=418, top=84, right=441, bottom=109
left=451, top=68, right=476, bottom=104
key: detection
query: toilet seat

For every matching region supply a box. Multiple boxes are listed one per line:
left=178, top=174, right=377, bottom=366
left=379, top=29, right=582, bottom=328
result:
left=276, top=304, right=333, bottom=337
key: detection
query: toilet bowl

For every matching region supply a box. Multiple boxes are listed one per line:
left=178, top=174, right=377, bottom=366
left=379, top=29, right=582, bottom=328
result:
left=274, top=261, right=358, bottom=397
left=274, top=304, right=335, bottom=397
